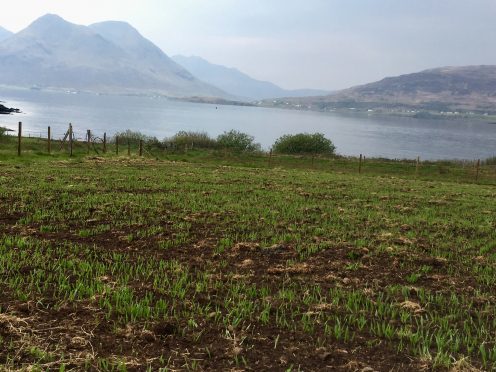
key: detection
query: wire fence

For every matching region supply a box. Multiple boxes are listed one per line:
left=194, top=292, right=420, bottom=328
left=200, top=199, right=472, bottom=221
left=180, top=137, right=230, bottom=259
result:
left=14, top=130, right=98, bottom=142
left=2, top=122, right=496, bottom=184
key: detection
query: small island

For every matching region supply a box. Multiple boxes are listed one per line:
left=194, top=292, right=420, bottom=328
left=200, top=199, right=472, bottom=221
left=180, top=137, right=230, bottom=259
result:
left=0, top=103, right=20, bottom=114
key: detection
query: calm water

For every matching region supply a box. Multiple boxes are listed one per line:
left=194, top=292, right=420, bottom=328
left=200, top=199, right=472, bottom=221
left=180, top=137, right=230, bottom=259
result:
left=1, top=86, right=495, bottom=160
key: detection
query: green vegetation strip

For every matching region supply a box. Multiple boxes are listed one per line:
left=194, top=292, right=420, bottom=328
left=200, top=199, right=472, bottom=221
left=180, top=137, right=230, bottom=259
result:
left=0, top=157, right=495, bottom=370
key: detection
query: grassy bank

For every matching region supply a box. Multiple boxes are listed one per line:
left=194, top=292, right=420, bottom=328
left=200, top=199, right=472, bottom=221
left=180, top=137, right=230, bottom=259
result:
left=1, top=134, right=496, bottom=185
left=0, top=139, right=495, bottom=370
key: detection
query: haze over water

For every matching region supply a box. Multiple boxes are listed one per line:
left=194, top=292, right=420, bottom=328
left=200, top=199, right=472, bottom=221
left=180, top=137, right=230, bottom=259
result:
left=1, top=87, right=495, bottom=161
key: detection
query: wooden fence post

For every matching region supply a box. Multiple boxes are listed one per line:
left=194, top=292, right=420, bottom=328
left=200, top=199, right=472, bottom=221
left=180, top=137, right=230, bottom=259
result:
left=128, top=139, right=131, bottom=156
left=116, top=136, right=119, bottom=155
left=139, top=140, right=143, bottom=157
left=268, top=149, right=273, bottom=168
left=69, top=124, right=74, bottom=157
left=415, top=156, right=420, bottom=177
left=48, top=126, right=51, bottom=154
left=69, top=123, right=73, bottom=157
left=86, top=130, right=91, bottom=154
left=359, top=154, right=363, bottom=174
left=476, top=159, right=481, bottom=182
left=17, top=122, right=22, bottom=156
left=103, top=133, right=107, bottom=153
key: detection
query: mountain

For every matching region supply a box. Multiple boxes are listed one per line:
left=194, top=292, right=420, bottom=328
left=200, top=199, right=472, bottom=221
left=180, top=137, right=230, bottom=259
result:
left=172, top=55, right=329, bottom=101
left=0, top=26, right=13, bottom=41
left=0, top=14, right=226, bottom=97
left=89, top=21, right=197, bottom=85
left=273, top=66, right=496, bottom=114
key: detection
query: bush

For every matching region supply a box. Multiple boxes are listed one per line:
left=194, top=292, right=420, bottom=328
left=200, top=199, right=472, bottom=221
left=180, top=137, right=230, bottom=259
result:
left=0, top=127, right=13, bottom=140
left=166, top=131, right=217, bottom=149
left=217, top=130, right=261, bottom=152
left=273, top=133, right=336, bottom=155
left=111, top=129, right=156, bottom=145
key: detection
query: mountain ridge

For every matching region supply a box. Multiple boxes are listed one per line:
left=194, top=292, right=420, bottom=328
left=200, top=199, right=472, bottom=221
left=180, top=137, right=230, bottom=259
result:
left=172, top=55, right=329, bottom=101
left=265, top=65, right=496, bottom=115
left=0, top=26, right=12, bottom=41
left=0, top=14, right=227, bottom=97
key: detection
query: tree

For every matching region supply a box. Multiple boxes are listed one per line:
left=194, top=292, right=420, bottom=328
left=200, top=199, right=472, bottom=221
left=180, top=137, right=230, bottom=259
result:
left=217, top=130, right=261, bottom=152
left=273, top=133, right=336, bottom=155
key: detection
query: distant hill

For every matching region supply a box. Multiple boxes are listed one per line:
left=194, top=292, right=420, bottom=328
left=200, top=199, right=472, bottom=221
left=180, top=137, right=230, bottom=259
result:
left=274, top=66, right=496, bottom=114
left=0, top=14, right=227, bottom=97
left=0, top=26, right=12, bottom=41
left=172, top=55, right=329, bottom=101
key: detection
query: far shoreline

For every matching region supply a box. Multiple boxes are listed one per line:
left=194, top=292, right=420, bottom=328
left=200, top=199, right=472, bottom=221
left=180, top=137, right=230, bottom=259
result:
left=2, top=84, right=496, bottom=123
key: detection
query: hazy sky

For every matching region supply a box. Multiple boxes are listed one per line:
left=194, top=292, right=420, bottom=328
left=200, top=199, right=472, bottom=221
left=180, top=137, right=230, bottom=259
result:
left=1, top=0, right=496, bottom=90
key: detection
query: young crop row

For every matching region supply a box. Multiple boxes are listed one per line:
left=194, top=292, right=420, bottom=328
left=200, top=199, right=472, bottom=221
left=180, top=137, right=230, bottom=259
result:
left=0, top=158, right=494, bottom=370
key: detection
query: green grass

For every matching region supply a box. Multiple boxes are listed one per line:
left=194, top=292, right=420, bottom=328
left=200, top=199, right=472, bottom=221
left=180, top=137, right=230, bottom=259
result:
left=1, top=134, right=495, bottom=185
left=0, top=136, right=495, bottom=370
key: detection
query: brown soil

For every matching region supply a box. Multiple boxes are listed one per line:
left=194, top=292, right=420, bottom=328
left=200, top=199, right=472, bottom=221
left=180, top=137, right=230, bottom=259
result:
left=0, top=208, right=466, bottom=371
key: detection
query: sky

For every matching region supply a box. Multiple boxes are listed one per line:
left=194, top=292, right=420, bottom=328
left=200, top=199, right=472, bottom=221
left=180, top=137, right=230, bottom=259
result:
left=1, top=0, right=496, bottom=90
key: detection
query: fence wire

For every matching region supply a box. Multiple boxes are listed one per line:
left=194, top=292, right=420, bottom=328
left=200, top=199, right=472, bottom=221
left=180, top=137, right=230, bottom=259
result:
left=2, top=123, right=495, bottom=184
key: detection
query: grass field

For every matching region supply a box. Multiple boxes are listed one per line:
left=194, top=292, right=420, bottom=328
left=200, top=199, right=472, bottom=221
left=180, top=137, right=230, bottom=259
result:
left=0, top=137, right=495, bottom=370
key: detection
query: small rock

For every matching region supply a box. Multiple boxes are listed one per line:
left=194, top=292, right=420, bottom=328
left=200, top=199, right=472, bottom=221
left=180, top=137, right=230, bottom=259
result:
left=208, top=311, right=217, bottom=319
left=240, top=259, right=254, bottom=267
left=361, top=367, right=376, bottom=372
